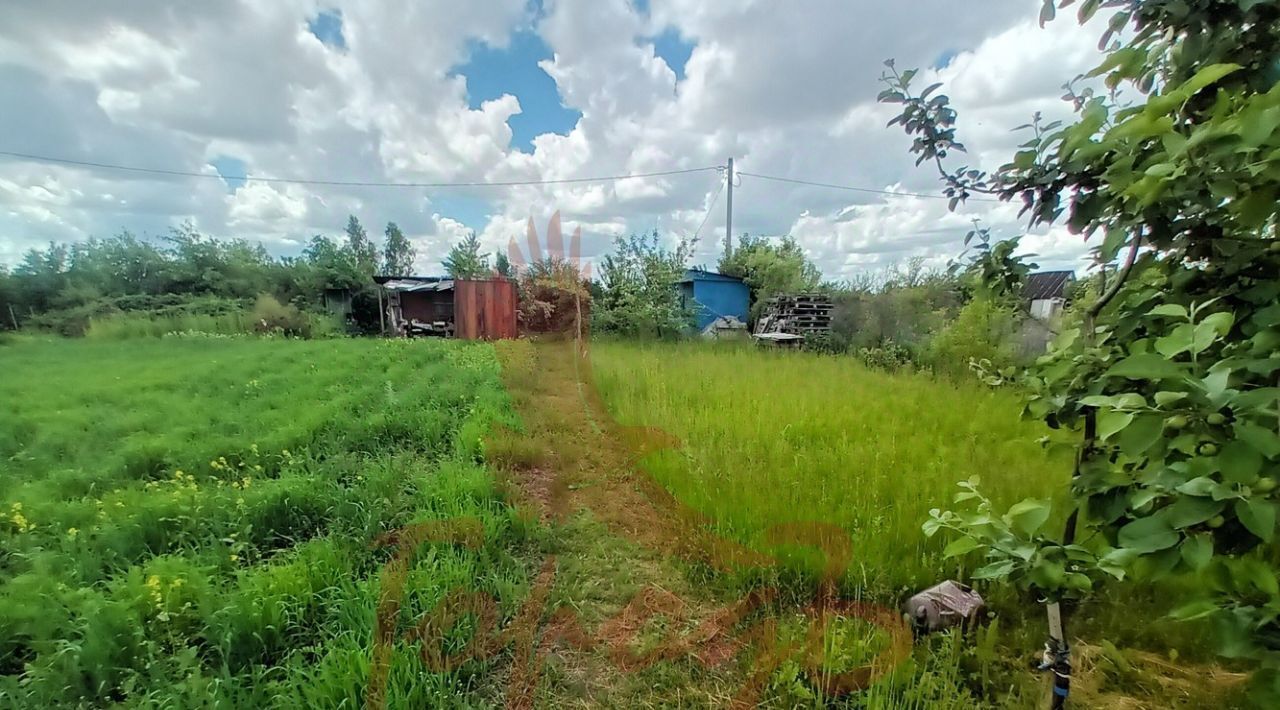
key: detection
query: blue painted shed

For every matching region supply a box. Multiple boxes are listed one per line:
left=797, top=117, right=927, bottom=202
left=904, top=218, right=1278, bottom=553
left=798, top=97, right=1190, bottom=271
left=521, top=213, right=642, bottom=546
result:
left=678, top=269, right=750, bottom=330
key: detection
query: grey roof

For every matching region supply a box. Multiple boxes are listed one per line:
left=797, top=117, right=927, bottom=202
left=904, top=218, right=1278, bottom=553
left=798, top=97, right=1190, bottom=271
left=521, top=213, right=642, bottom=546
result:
left=380, top=278, right=454, bottom=293
left=1024, top=271, right=1074, bottom=300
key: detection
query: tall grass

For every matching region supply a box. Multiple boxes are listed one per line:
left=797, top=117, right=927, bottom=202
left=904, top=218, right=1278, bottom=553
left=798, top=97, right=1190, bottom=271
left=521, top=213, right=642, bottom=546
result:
left=591, top=340, right=1227, bottom=676
left=85, top=310, right=255, bottom=338
left=84, top=308, right=342, bottom=339
left=591, top=340, right=1069, bottom=597
left=0, top=337, right=529, bottom=706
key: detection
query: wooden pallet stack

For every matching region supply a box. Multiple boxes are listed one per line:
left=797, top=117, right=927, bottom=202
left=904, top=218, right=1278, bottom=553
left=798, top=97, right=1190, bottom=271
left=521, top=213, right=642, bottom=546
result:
left=753, top=293, right=834, bottom=337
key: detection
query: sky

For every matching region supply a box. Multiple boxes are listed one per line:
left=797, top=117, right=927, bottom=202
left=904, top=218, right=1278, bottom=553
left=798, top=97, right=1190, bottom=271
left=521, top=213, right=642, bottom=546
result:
left=0, top=0, right=1115, bottom=280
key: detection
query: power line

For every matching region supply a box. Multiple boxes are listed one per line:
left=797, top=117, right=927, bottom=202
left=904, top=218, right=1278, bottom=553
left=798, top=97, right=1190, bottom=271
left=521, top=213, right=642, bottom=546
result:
left=690, top=173, right=726, bottom=243
left=0, top=150, right=720, bottom=188
left=737, top=170, right=1003, bottom=203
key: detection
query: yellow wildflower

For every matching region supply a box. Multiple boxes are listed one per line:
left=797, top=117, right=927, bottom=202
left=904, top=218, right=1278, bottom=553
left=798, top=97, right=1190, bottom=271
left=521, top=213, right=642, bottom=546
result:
left=67, top=527, right=79, bottom=539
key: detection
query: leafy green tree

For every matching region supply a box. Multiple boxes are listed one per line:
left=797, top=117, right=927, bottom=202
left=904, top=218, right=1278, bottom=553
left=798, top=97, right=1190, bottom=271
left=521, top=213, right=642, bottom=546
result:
left=953, top=222, right=1036, bottom=306
left=594, top=231, right=694, bottom=337
left=381, top=222, right=415, bottom=276
left=717, top=234, right=822, bottom=319
left=442, top=232, right=490, bottom=279
left=883, top=0, right=1280, bottom=702
left=494, top=252, right=514, bottom=279
left=344, top=215, right=379, bottom=277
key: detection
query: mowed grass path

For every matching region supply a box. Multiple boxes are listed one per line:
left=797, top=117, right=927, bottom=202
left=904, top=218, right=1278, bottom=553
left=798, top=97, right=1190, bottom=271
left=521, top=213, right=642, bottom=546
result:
left=592, top=341, right=1070, bottom=596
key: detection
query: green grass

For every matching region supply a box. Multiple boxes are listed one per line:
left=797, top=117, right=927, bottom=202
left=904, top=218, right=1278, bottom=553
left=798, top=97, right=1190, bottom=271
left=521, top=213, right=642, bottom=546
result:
left=590, top=340, right=1241, bottom=706
left=0, top=337, right=532, bottom=707
left=591, top=340, right=1070, bottom=597
left=83, top=310, right=342, bottom=339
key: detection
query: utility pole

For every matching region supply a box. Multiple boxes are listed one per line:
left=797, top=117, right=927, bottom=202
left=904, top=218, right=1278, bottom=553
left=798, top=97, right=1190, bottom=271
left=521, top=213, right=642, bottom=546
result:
left=724, top=157, right=734, bottom=261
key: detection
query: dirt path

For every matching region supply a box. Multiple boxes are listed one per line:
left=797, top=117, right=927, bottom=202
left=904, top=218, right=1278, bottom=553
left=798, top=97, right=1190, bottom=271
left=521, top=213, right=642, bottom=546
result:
left=487, top=338, right=764, bottom=707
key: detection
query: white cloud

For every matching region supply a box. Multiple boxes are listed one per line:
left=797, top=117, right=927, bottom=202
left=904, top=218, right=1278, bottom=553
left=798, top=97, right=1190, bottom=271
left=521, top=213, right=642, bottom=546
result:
left=0, top=0, right=1113, bottom=280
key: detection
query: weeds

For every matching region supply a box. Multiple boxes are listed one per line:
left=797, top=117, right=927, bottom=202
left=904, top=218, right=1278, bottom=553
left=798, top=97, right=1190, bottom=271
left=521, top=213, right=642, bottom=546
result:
left=0, top=337, right=529, bottom=707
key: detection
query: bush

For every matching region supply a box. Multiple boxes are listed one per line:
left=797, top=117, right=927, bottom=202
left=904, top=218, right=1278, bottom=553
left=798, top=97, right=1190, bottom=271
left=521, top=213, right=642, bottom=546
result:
left=926, top=298, right=1019, bottom=379
left=250, top=294, right=312, bottom=337
left=857, top=340, right=915, bottom=371
left=800, top=331, right=847, bottom=354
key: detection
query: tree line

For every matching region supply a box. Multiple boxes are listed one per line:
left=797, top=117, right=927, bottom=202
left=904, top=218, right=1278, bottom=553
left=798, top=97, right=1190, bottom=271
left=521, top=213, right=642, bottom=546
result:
left=1, top=211, right=1037, bottom=378
left=0, top=215, right=420, bottom=335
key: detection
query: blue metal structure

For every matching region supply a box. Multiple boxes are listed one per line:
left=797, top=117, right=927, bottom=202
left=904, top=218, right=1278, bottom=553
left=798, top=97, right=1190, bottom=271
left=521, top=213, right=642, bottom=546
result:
left=678, top=269, right=750, bottom=330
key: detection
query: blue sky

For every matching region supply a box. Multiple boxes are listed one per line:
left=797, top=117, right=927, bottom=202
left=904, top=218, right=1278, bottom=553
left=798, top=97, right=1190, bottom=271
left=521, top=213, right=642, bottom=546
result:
left=454, top=30, right=581, bottom=152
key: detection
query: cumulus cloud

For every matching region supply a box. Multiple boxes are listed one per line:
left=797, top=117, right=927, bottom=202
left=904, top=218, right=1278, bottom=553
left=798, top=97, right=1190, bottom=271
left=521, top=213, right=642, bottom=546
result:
left=0, top=0, right=1112, bottom=277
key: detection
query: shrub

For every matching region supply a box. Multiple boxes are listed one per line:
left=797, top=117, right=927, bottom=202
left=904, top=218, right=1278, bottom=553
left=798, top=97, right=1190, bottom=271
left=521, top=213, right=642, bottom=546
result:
left=926, top=298, right=1019, bottom=379
left=250, top=294, right=311, bottom=337
left=857, top=340, right=915, bottom=371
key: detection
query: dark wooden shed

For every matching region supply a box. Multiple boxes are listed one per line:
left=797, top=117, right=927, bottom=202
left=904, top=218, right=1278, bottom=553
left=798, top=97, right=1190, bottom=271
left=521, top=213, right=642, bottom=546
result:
left=375, top=276, right=517, bottom=341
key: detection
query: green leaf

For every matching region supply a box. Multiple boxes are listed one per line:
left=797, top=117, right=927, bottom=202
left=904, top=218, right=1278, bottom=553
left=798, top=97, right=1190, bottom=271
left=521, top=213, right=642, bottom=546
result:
left=1176, top=477, right=1220, bottom=497
left=1029, top=558, right=1066, bottom=591
left=1080, top=395, right=1120, bottom=407
left=1097, top=410, right=1134, bottom=441
left=1180, top=534, right=1213, bottom=571
left=1154, top=391, right=1189, bottom=407
left=1166, top=495, right=1226, bottom=529
left=1144, top=162, right=1175, bottom=178
left=1118, top=514, right=1179, bottom=553
left=1155, top=324, right=1194, bottom=358
left=1149, top=304, right=1188, bottom=319
left=1234, top=187, right=1278, bottom=229
left=1107, top=353, right=1186, bottom=380
left=1119, top=414, right=1163, bottom=457
left=1038, top=0, right=1055, bottom=27
left=1170, top=599, right=1219, bottom=621
left=943, top=536, right=982, bottom=558
left=1005, top=498, right=1052, bottom=536
left=973, top=559, right=1017, bottom=580
left=1178, top=63, right=1243, bottom=97
left=1219, top=441, right=1263, bottom=484
left=1236, top=498, right=1276, bottom=543
left=1237, top=423, right=1280, bottom=458
left=1192, top=312, right=1234, bottom=353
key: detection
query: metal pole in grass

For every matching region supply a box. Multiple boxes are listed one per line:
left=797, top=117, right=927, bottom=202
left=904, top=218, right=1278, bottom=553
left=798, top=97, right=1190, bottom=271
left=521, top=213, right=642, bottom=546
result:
left=1041, top=235, right=1142, bottom=709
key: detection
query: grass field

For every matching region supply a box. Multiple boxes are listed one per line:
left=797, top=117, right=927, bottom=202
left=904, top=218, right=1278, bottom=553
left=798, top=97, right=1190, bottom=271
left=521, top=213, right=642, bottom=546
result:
left=591, top=340, right=1069, bottom=596
left=0, top=336, right=532, bottom=707
left=0, top=335, right=1240, bottom=708
left=590, top=340, right=1236, bottom=706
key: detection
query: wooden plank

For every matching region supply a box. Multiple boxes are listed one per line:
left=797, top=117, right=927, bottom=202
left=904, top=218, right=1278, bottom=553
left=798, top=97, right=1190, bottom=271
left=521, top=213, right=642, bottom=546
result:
left=455, top=279, right=518, bottom=340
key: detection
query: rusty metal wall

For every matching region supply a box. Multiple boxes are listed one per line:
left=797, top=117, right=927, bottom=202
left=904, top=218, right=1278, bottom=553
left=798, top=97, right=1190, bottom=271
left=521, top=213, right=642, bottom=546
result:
left=454, top=279, right=518, bottom=340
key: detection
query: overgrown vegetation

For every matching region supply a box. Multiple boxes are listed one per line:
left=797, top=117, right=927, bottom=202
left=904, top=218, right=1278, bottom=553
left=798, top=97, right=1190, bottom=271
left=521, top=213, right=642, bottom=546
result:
left=881, top=0, right=1280, bottom=702
left=0, top=215, right=412, bottom=336
left=718, top=234, right=823, bottom=320
left=591, top=340, right=1242, bottom=706
left=0, top=337, right=530, bottom=706
left=592, top=231, right=694, bottom=338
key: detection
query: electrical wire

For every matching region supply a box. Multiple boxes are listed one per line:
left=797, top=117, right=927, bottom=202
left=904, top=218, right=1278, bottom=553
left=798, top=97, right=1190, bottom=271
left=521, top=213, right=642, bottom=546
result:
left=0, top=150, right=720, bottom=188
left=737, top=170, right=1003, bottom=203
left=689, top=174, right=726, bottom=242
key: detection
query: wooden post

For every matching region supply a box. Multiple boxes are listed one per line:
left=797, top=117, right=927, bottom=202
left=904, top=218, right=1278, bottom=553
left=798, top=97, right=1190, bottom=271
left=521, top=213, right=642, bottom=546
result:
left=725, top=157, right=734, bottom=260
left=377, top=288, right=385, bottom=336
